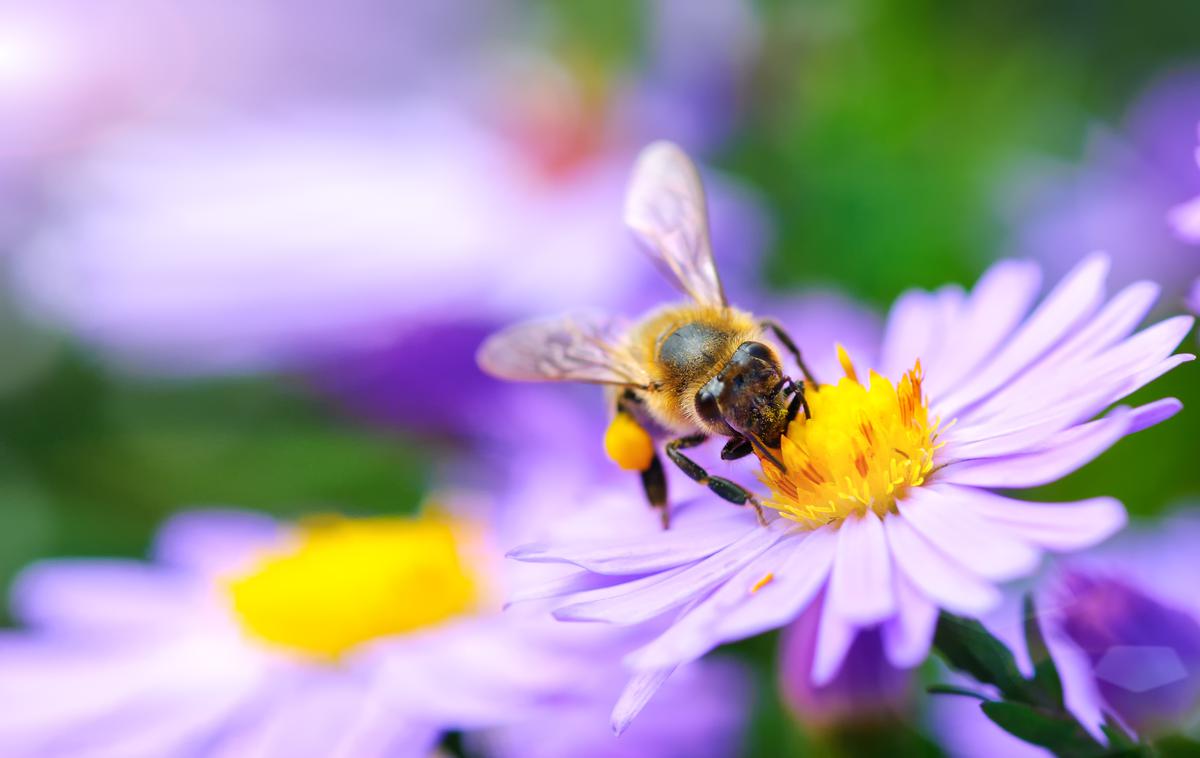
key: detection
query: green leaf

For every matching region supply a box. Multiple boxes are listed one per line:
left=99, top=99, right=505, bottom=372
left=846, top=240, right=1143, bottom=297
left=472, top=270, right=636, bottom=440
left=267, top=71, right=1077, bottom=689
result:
left=1025, top=594, right=1065, bottom=709
left=934, top=612, right=1033, bottom=702
left=979, top=701, right=1102, bottom=757
left=1151, top=735, right=1200, bottom=758
left=927, top=684, right=991, bottom=701
left=1099, top=714, right=1137, bottom=751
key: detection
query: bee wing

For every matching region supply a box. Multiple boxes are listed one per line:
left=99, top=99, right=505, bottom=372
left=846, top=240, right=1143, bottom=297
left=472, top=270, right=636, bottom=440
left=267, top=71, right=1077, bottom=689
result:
left=624, top=140, right=727, bottom=307
left=477, top=313, right=651, bottom=387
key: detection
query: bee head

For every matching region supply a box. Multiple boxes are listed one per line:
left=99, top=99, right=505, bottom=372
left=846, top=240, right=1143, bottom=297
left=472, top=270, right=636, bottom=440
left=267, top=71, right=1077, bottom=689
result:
left=695, top=341, right=791, bottom=447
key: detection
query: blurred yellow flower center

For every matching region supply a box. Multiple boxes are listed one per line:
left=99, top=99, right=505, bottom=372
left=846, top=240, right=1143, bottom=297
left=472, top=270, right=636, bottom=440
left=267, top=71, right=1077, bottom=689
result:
left=760, top=347, right=942, bottom=528
left=227, top=515, right=479, bottom=661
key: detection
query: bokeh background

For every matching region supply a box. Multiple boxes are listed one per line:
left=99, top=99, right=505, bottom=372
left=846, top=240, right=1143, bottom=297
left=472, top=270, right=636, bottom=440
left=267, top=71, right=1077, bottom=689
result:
left=0, top=0, right=1197, bottom=754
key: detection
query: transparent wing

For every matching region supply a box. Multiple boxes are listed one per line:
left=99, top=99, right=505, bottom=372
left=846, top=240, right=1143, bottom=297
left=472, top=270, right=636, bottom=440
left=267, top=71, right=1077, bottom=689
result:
left=624, top=140, right=726, bottom=307
left=477, top=313, right=651, bottom=387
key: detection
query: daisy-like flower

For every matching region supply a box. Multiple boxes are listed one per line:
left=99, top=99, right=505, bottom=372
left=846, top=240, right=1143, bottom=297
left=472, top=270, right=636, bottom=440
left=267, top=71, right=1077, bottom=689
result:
left=933, top=510, right=1200, bottom=757
left=0, top=504, right=750, bottom=755
left=511, top=253, right=1194, bottom=731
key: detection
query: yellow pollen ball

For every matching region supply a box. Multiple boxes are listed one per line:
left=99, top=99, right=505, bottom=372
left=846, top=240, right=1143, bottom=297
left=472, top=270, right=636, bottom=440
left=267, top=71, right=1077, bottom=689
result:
left=759, top=349, right=942, bottom=529
left=227, top=515, right=479, bottom=661
left=604, top=412, right=655, bottom=471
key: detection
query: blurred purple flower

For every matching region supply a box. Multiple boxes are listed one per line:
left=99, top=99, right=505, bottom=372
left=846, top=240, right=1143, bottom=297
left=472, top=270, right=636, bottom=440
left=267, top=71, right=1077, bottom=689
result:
left=1002, top=68, right=1200, bottom=308
left=0, top=503, right=752, bottom=756
left=509, top=254, right=1192, bottom=731
left=475, top=657, right=750, bottom=758
left=932, top=511, right=1200, bottom=755
left=778, top=592, right=911, bottom=730
left=6, top=0, right=770, bottom=438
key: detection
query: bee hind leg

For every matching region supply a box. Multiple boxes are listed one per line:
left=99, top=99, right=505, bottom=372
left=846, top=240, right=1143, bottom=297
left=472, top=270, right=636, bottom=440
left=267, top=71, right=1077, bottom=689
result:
left=666, top=435, right=767, bottom=525
left=640, top=454, right=670, bottom=529
left=761, top=318, right=818, bottom=387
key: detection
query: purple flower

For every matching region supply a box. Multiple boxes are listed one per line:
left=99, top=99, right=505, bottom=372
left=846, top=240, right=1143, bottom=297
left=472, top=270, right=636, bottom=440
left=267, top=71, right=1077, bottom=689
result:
left=778, top=592, right=911, bottom=729
left=0, top=505, right=751, bottom=755
left=475, top=657, right=750, bottom=758
left=509, top=253, right=1193, bottom=731
left=932, top=511, right=1200, bottom=754
left=1003, top=68, right=1200, bottom=306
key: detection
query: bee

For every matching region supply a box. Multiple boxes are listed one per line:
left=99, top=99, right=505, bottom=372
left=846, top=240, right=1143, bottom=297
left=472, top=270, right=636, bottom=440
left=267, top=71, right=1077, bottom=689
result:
left=477, top=141, right=815, bottom=527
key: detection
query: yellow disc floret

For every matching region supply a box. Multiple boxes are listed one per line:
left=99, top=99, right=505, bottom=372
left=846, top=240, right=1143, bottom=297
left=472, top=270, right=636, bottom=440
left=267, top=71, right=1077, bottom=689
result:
left=760, top=347, right=942, bottom=528
left=604, top=411, right=655, bottom=471
left=227, top=514, right=479, bottom=661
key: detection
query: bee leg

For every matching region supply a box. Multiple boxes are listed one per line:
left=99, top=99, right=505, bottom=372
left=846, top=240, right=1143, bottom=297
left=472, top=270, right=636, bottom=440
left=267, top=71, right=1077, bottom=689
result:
left=666, top=435, right=767, bottom=525
left=720, top=436, right=754, bottom=461
left=785, top=381, right=810, bottom=421
left=761, top=318, right=818, bottom=386
left=641, top=453, right=670, bottom=529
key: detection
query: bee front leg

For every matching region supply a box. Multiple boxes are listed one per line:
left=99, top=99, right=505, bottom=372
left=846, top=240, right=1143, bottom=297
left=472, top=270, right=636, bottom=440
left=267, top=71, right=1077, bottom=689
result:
left=720, top=436, right=754, bottom=461
left=666, top=435, right=767, bottom=525
left=761, top=318, right=818, bottom=387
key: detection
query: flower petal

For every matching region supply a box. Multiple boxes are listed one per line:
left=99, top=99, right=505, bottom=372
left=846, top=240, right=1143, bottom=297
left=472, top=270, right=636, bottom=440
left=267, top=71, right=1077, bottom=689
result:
left=879, top=290, right=941, bottom=379
left=508, top=510, right=756, bottom=575
left=152, top=509, right=283, bottom=578
left=11, top=560, right=201, bottom=632
left=882, top=569, right=938, bottom=668
left=711, top=527, right=838, bottom=642
left=828, top=514, right=895, bottom=624
left=812, top=596, right=857, bottom=686
left=884, top=513, right=1002, bottom=615
left=611, top=666, right=677, bottom=736
left=936, top=253, right=1109, bottom=418
left=553, top=523, right=786, bottom=624
left=940, top=408, right=1133, bottom=489
left=923, top=259, right=1042, bottom=399
left=952, top=485, right=1126, bottom=552
left=897, top=486, right=1040, bottom=581
left=1127, top=397, right=1183, bottom=433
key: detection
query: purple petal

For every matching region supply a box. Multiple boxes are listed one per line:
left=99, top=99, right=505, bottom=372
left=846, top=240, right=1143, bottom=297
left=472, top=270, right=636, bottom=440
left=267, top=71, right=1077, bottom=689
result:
left=1127, top=397, right=1183, bottom=433
left=883, top=513, right=1002, bottom=615
left=611, top=666, right=677, bottom=736
left=811, top=595, right=857, bottom=686
left=897, top=486, right=1040, bottom=581
left=1169, top=195, right=1200, bottom=241
left=941, top=409, right=1133, bottom=489
left=936, top=253, right=1110, bottom=418
left=923, top=259, right=1042, bottom=399
left=625, top=543, right=790, bottom=670
left=11, top=559, right=202, bottom=632
left=153, top=509, right=283, bottom=578
left=879, top=290, right=942, bottom=379
left=953, top=486, right=1126, bottom=552
left=882, top=570, right=938, bottom=668
left=710, top=527, right=838, bottom=641
left=827, top=514, right=895, bottom=624
left=508, top=510, right=756, bottom=575
left=554, top=524, right=786, bottom=624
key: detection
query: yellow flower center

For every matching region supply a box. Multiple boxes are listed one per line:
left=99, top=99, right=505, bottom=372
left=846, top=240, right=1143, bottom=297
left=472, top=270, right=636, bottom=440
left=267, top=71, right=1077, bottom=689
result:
left=227, top=514, right=480, bottom=661
left=760, top=347, right=942, bottom=528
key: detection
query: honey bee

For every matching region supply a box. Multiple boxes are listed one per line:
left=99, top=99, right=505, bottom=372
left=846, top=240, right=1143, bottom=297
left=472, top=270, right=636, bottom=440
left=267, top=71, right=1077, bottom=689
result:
left=477, top=141, right=815, bottom=527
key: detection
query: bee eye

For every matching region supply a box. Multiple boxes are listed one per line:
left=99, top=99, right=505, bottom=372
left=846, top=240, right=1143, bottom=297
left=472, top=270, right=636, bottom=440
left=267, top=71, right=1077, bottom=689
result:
left=742, top=342, right=774, bottom=363
left=695, top=388, right=721, bottom=424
